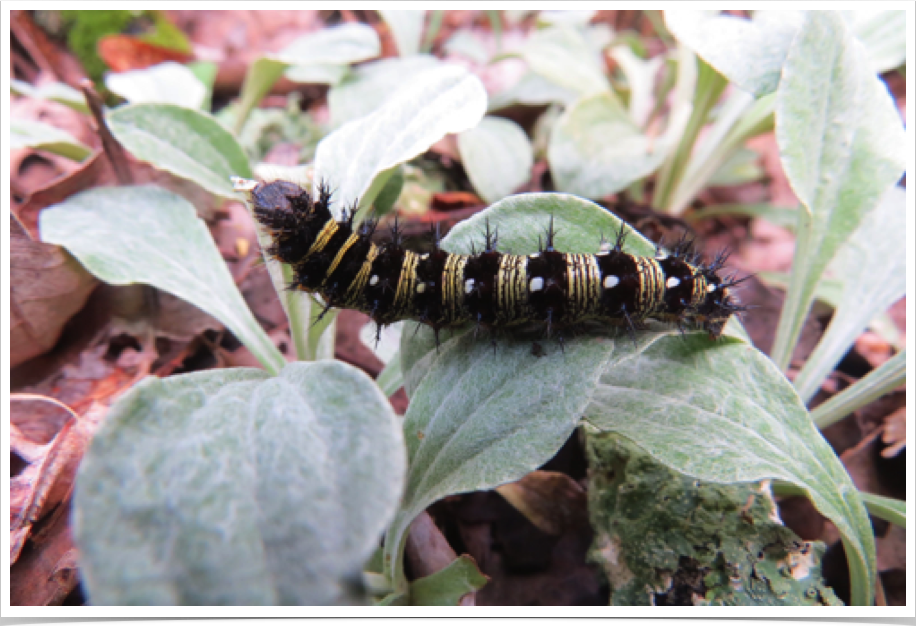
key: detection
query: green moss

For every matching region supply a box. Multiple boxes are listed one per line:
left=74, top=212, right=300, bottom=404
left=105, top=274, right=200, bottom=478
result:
left=138, top=12, right=192, bottom=53
left=57, top=10, right=191, bottom=83
left=585, top=432, right=842, bottom=606
left=60, top=10, right=136, bottom=81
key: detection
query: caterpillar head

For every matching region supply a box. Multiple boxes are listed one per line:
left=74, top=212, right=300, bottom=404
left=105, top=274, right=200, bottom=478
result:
left=696, top=274, right=748, bottom=339
left=234, top=178, right=333, bottom=265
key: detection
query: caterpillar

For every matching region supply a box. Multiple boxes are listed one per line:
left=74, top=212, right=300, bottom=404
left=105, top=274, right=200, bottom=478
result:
left=236, top=177, right=745, bottom=348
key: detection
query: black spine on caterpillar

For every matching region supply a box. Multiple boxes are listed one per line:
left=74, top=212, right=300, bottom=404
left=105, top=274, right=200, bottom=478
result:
left=244, top=179, right=745, bottom=345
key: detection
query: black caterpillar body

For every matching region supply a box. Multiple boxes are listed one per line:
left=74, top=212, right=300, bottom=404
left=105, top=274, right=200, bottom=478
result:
left=242, top=178, right=744, bottom=346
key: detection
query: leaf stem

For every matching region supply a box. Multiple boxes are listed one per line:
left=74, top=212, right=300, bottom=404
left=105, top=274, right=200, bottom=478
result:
left=668, top=92, right=775, bottom=216
left=770, top=206, right=815, bottom=371
left=810, top=351, right=906, bottom=429
left=654, top=56, right=727, bottom=212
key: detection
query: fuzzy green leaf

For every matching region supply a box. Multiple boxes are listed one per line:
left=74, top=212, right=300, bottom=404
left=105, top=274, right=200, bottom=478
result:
left=811, top=350, right=906, bottom=429
left=548, top=92, right=674, bottom=198
left=841, top=10, right=907, bottom=74
left=106, top=104, right=252, bottom=199
left=234, top=58, right=288, bottom=134
left=443, top=30, right=490, bottom=65
left=665, top=10, right=804, bottom=96
left=706, top=147, right=765, bottom=187
left=457, top=116, right=533, bottom=204
left=668, top=10, right=906, bottom=97
left=236, top=24, right=381, bottom=132
left=278, top=23, right=381, bottom=66
left=859, top=493, right=906, bottom=529
left=327, top=55, right=442, bottom=127
left=520, top=25, right=609, bottom=97
left=40, top=186, right=284, bottom=374
left=793, top=186, right=906, bottom=402
left=11, top=118, right=92, bottom=161
left=771, top=12, right=906, bottom=372
left=105, top=61, right=207, bottom=108
left=315, top=63, right=487, bottom=218
left=487, top=71, right=578, bottom=111
left=284, top=63, right=348, bottom=86
left=611, top=45, right=665, bottom=128
left=73, top=362, right=406, bottom=605
left=11, top=78, right=90, bottom=113
left=409, top=556, right=488, bottom=605
left=379, top=10, right=426, bottom=57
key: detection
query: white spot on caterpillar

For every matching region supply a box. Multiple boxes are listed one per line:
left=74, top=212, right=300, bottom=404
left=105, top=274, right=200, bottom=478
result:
left=416, top=283, right=427, bottom=294
left=465, top=278, right=476, bottom=294
left=369, top=275, right=379, bottom=287
left=598, top=240, right=612, bottom=254
left=655, top=251, right=668, bottom=260
left=529, top=277, right=544, bottom=292
left=707, top=284, right=718, bottom=293
left=420, top=253, right=429, bottom=260
left=529, top=252, right=540, bottom=258
left=603, top=275, right=620, bottom=289
left=666, top=277, right=681, bottom=289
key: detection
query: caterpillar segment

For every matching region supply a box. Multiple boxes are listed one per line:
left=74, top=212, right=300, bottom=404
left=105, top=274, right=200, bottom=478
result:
left=495, top=254, right=529, bottom=326
left=238, top=178, right=745, bottom=348
left=439, top=252, right=466, bottom=325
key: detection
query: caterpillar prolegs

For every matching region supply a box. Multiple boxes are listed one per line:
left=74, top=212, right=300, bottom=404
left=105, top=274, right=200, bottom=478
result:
left=237, top=178, right=745, bottom=348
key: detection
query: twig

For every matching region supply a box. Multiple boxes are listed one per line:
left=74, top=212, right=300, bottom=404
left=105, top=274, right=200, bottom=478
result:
left=10, top=10, right=59, bottom=79
left=80, top=79, right=133, bottom=185
left=405, top=511, right=477, bottom=606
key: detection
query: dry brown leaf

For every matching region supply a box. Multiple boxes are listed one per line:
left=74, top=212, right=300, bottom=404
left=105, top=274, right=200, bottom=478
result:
left=450, top=491, right=603, bottom=606
left=107, top=288, right=223, bottom=345
left=10, top=10, right=87, bottom=87
left=168, top=9, right=323, bottom=54
left=14, top=152, right=107, bottom=237
left=98, top=34, right=193, bottom=72
left=216, top=326, right=294, bottom=370
left=10, top=509, right=81, bottom=606
left=212, top=200, right=259, bottom=264
left=9, top=397, right=104, bottom=564
left=495, top=470, right=589, bottom=536
left=10, top=216, right=98, bottom=367
left=405, top=512, right=478, bottom=605
left=880, top=407, right=906, bottom=459
left=839, top=428, right=885, bottom=497
left=876, top=524, right=906, bottom=573
left=14, top=150, right=220, bottom=239
left=12, top=340, right=148, bottom=442
left=430, top=191, right=485, bottom=212
left=11, top=95, right=96, bottom=152
left=854, top=331, right=894, bottom=370
left=10, top=93, right=95, bottom=211
left=238, top=265, right=289, bottom=330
